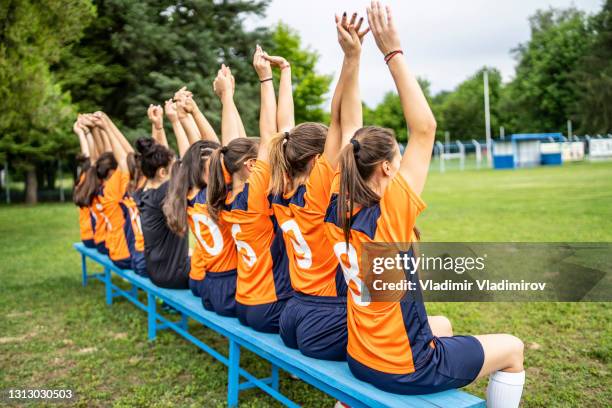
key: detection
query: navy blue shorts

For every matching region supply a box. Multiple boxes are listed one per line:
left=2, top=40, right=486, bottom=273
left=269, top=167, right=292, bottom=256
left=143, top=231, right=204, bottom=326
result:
left=236, top=297, right=289, bottom=333
left=131, top=250, right=148, bottom=278
left=200, top=270, right=237, bottom=317
left=347, top=335, right=484, bottom=395
left=280, top=292, right=347, bottom=361
left=82, top=239, right=96, bottom=249
left=189, top=277, right=205, bottom=297
left=96, top=241, right=109, bottom=255
left=112, top=257, right=131, bottom=270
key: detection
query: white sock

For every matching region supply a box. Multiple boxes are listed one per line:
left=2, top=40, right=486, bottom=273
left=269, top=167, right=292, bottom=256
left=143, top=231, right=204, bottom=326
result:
left=486, top=370, right=525, bottom=408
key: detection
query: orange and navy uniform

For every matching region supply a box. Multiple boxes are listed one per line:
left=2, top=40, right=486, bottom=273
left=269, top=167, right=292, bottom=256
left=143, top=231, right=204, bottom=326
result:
left=187, top=187, right=237, bottom=280
left=221, top=160, right=291, bottom=306
left=98, top=170, right=131, bottom=262
left=271, top=155, right=346, bottom=297
left=90, top=194, right=107, bottom=251
left=324, top=172, right=429, bottom=375
left=122, top=193, right=144, bottom=254
left=76, top=173, right=94, bottom=244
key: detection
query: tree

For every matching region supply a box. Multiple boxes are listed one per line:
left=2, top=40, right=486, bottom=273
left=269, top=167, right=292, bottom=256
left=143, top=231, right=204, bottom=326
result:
left=364, top=78, right=434, bottom=143
left=57, top=0, right=273, bottom=142
left=501, top=8, right=591, bottom=133
left=437, top=67, right=503, bottom=140
left=0, top=0, right=95, bottom=203
left=572, top=0, right=612, bottom=134
left=267, top=23, right=332, bottom=124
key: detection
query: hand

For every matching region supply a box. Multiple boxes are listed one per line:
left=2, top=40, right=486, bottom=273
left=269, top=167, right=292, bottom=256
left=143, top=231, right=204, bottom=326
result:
left=221, top=64, right=236, bottom=93
left=173, top=86, right=193, bottom=103
left=366, top=1, right=401, bottom=56
left=164, top=99, right=179, bottom=122
left=213, top=65, right=233, bottom=98
left=89, top=112, right=106, bottom=129
left=262, top=54, right=289, bottom=70
left=252, top=44, right=272, bottom=80
left=78, top=114, right=94, bottom=129
left=73, top=119, right=84, bottom=135
left=336, top=12, right=370, bottom=57
left=178, top=96, right=198, bottom=114
left=147, top=104, right=164, bottom=129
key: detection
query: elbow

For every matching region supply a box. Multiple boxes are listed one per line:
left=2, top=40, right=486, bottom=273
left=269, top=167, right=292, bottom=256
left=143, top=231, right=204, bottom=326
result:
left=413, top=117, right=437, bottom=140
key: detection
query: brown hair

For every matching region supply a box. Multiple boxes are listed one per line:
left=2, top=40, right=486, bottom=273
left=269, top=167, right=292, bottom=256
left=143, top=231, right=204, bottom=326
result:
left=338, top=126, right=399, bottom=245
left=126, top=152, right=142, bottom=195
left=206, top=138, right=259, bottom=222
left=268, top=122, right=327, bottom=195
left=163, top=140, right=220, bottom=236
left=73, top=152, right=117, bottom=207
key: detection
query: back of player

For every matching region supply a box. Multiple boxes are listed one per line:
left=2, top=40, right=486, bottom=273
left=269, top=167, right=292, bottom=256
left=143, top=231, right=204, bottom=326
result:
left=207, top=139, right=292, bottom=333
left=164, top=140, right=239, bottom=316
left=73, top=165, right=96, bottom=249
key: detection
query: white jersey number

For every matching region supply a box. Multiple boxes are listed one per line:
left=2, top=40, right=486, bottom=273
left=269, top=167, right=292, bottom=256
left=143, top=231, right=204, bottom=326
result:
left=193, top=213, right=224, bottom=256
left=231, top=223, right=257, bottom=267
left=280, top=219, right=312, bottom=269
left=333, top=242, right=370, bottom=306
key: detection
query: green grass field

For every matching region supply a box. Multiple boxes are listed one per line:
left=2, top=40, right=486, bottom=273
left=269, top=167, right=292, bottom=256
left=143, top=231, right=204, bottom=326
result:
left=1, top=161, right=611, bottom=407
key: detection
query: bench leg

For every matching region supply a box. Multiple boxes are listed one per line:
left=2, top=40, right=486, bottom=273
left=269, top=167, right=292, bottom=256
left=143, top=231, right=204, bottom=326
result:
left=104, top=267, right=112, bottom=305
left=147, top=292, right=157, bottom=341
left=130, top=284, right=138, bottom=298
left=227, top=339, right=241, bottom=407
left=271, top=364, right=279, bottom=391
left=179, top=313, right=189, bottom=331
left=81, top=254, right=88, bottom=287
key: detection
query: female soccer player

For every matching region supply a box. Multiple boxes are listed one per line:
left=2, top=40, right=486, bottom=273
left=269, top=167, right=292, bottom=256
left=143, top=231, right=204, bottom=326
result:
left=72, top=118, right=97, bottom=248
left=266, top=13, right=368, bottom=361
left=206, top=50, right=293, bottom=333
left=324, top=3, right=525, bottom=407
left=90, top=112, right=138, bottom=271
left=164, top=73, right=241, bottom=316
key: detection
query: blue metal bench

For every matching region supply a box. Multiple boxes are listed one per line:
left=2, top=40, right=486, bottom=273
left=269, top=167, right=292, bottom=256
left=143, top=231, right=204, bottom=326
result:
left=74, top=242, right=485, bottom=407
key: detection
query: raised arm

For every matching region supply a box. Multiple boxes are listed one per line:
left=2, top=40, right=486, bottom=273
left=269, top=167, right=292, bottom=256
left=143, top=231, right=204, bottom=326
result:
left=147, top=104, right=168, bottom=147
left=73, top=119, right=91, bottom=158
left=179, top=93, right=219, bottom=143
left=340, top=13, right=369, bottom=146
left=99, top=112, right=134, bottom=154
left=222, top=65, right=247, bottom=139
left=253, top=45, right=277, bottom=163
left=263, top=54, right=294, bottom=132
left=367, top=1, right=436, bottom=195
left=93, top=114, right=128, bottom=171
left=174, top=89, right=202, bottom=145
left=165, top=99, right=190, bottom=158
left=214, top=65, right=240, bottom=146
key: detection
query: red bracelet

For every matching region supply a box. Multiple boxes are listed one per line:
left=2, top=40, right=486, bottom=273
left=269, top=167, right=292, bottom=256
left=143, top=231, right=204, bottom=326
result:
left=384, top=50, right=403, bottom=64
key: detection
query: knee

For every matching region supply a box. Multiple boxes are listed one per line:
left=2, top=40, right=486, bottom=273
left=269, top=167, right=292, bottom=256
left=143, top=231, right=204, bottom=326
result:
left=432, top=315, right=453, bottom=337
left=506, top=335, right=524, bottom=371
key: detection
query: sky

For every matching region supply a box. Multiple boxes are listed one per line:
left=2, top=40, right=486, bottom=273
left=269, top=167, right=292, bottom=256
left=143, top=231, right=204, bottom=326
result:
left=248, top=0, right=603, bottom=107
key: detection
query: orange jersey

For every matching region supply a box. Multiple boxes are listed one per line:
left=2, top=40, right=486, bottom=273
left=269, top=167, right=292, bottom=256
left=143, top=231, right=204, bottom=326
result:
left=324, top=173, right=429, bottom=375
left=122, top=193, right=145, bottom=253
left=187, top=187, right=238, bottom=280
left=78, top=206, right=94, bottom=241
left=271, top=155, right=346, bottom=297
left=98, top=170, right=131, bottom=261
left=90, top=195, right=107, bottom=246
left=221, top=160, right=291, bottom=305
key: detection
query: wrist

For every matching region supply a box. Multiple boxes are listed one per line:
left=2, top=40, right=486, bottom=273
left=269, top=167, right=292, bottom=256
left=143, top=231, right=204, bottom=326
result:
left=384, top=50, right=404, bottom=64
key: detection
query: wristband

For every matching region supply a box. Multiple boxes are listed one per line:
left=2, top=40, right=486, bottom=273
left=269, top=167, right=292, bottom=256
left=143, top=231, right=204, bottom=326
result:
left=260, top=77, right=273, bottom=83
left=384, top=50, right=403, bottom=64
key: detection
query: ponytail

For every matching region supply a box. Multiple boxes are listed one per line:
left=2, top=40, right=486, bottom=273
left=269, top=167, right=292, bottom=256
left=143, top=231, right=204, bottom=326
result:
left=269, top=123, right=327, bottom=196
left=73, top=166, right=100, bottom=207
left=163, top=140, right=219, bottom=235
left=268, top=132, right=290, bottom=196
left=126, top=152, right=142, bottom=195
left=207, top=138, right=259, bottom=222
left=206, top=148, right=229, bottom=223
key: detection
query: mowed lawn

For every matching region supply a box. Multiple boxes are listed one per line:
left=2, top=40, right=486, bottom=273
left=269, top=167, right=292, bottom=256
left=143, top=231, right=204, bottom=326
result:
left=1, top=161, right=611, bottom=407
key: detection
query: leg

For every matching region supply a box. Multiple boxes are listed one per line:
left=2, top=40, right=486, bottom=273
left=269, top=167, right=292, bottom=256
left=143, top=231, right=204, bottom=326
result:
left=104, top=267, right=112, bottom=305
left=147, top=292, right=157, bottom=341
left=81, top=254, right=88, bottom=287
left=474, top=334, right=524, bottom=378
left=227, top=339, right=241, bottom=407
left=429, top=315, right=453, bottom=337
left=271, top=364, right=279, bottom=391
